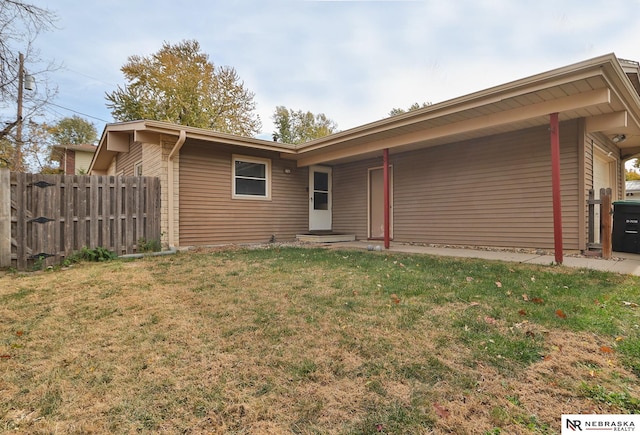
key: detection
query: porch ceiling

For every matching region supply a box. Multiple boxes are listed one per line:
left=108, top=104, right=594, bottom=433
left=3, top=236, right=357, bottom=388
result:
left=286, top=54, right=640, bottom=167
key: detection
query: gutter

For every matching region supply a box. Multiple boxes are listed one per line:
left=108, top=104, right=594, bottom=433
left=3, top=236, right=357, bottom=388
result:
left=167, top=130, right=186, bottom=248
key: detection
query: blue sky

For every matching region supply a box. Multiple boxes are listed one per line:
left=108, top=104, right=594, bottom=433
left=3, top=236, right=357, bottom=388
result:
left=21, top=0, right=640, bottom=141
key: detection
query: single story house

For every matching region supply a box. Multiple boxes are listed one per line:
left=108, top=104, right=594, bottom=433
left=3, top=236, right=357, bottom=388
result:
left=52, top=143, right=98, bottom=174
left=89, top=53, right=640, bottom=261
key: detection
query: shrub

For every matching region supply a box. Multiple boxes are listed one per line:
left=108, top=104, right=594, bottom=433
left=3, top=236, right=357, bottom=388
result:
left=65, top=246, right=117, bottom=264
left=137, top=238, right=161, bottom=253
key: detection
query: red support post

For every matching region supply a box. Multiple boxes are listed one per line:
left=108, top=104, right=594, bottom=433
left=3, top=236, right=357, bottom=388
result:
left=383, top=148, right=390, bottom=249
left=550, top=113, right=563, bottom=264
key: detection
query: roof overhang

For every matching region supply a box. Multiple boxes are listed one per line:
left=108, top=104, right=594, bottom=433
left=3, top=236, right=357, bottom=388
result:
left=90, top=54, right=640, bottom=174
left=89, top=120, right=297, bottom=174
left=283, top=53, right=640, bottom=166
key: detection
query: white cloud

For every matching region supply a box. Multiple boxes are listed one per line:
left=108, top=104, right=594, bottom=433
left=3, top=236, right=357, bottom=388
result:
left=18, top=0, right=640, bottom=136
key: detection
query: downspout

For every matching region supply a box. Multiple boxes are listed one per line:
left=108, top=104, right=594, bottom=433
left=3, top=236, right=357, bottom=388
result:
left=167, top=130, right=186, bottom=248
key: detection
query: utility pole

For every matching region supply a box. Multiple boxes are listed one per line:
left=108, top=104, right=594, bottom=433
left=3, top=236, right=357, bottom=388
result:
left=15, top=52, right=25, bottom=172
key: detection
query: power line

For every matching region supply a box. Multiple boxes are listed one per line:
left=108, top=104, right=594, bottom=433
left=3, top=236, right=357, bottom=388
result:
left=46, top=102, right=111, bottom=123
left=63, top=67, right=118, bottom=88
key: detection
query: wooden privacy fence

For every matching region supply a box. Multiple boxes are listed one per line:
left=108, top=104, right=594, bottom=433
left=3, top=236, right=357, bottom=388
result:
left=0, top=168, right=161, bottom=270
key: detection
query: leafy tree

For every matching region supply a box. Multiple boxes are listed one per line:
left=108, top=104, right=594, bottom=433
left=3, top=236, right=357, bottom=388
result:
left=106, top=40, right=261, bottom=137
left=388, top=102, right=432, bottom=117
left=272, top=106, right=338, bottom=144
left=0, top=0, right=58, bottom=171
left=0, top=116, right=95, bottom=173
left=43, top=116, right=97, bottom=174
left=49, top=115, right=97, bottom=145
left=0, top=137, right=11, bottom=167
left=626, top=168, right=640, bottom=181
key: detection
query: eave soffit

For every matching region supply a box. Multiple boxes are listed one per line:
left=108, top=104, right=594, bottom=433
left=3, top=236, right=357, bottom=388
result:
left=287, top=55, right=640, bottom=166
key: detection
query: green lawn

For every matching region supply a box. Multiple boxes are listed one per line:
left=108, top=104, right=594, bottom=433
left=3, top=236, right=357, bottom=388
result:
left=1, top=246, right=639, bottom=434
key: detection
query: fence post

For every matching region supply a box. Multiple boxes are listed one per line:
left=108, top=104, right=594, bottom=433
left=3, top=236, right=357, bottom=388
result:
left=0, top=168, right=10, bottom=268
left=601, top=188, right=612, bottom=260
left=587, top=189, right=595, bottom=246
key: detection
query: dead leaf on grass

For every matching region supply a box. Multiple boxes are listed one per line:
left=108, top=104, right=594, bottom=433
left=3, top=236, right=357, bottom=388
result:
left=518, top=309, right=527, bottom=316
left=600, top=345, right=614, bottom=354
left=522, top=294, right=529, bottom=302
left=433, top=402, right=450, bottom=419
left=484, top=316, right=497, bottom=325
left=0, top=354, right=10, bottom=359
left=466, top=277, right=474, bottom=282
left=622, top=301, right=638, bottom=308
left=555, top=309, right=567, bottom=319
left=495, top=281, right=502, bottom=288
left=390, top=294, right=400, bottom=304
left=531, top=297, right=544, bottom=304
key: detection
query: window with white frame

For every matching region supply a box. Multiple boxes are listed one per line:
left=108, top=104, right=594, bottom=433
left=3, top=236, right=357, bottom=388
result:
left=134, top=161, right=143, bottom=177
left=232, top=155, right=271, bottom=199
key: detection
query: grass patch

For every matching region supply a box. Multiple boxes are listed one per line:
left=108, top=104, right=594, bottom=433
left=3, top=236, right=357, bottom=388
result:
left=0, top=246, right=638, bottom=433
left=579, top=383, right=640, bottom=412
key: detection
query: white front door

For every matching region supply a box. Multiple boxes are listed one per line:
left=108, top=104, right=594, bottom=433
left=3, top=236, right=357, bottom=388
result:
left=309, top=166, right=332, bottom=231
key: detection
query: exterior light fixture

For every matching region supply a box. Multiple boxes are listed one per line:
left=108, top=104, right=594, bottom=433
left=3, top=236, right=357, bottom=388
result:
left=612, top=134, right=627, bottom=144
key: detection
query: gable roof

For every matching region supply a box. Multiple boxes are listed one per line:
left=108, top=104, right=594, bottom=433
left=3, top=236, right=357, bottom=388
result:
left=90, top=120, right=297, bottom=173
left=90, top=53, right=640, bottom=172
left=286, top=53, right=640, bottom=166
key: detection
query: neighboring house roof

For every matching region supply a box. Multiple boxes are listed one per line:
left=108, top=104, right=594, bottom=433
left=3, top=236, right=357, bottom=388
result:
left=90, top=53, right=640, bottom=172
left=626, top=180, right=640, bottom=192
left=52, top=144, right=98, bottom=153
left=52, top=144, right=98, bottom=174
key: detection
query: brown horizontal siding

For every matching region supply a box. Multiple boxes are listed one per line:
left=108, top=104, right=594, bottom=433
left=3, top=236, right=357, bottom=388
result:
left=333, top=158, right=378, bottom=239
left=179, top=140, right=307, bottom=246
left=333, top=121, right=581, bottom=250
left=394, top=123, right=580, bottom=249
left=115, top=142, right=142, bottom=176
